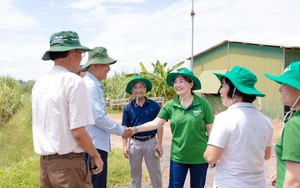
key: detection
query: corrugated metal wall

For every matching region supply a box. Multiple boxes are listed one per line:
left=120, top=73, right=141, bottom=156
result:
left=193, top=42, right=285, bottom=119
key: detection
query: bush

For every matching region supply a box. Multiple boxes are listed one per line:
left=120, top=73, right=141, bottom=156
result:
left=0, top=77, right=24, bottom=122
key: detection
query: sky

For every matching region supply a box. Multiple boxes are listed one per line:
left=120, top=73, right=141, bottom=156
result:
left=1, top=0, right=300, bottom=81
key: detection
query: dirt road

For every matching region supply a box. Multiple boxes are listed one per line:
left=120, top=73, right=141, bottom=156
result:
left=108, top=114, right=276, bottom=188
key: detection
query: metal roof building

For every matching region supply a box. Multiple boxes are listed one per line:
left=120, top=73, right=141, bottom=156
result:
left=189, top=40, right=300, bottom=118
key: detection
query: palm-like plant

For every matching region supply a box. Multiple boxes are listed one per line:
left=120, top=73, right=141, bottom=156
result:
left=126, top=60, right=185, bottom=100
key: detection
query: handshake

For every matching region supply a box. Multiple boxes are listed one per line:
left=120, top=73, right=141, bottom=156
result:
left=122, top=127, right=137, bottom=139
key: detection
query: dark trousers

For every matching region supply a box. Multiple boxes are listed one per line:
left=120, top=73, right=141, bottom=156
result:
left=86, top=149, right=108, bottom=188
left=168, top=160, right=208, bottom=188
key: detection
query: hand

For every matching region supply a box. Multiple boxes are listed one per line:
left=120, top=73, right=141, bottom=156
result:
left=155, top=144, right=163, bottom=157
left=91, top=154, right=104, bottom=175
left=270, top=171, right=276, bottom=187
left=122, top=127, right=133, bottom=139
left=123, top=146, right=129, bottom=159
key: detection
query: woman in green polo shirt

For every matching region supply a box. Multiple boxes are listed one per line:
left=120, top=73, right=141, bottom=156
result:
left=128, top=68, right=214, bottom=188
left=265, top=61, right=300, bottom=188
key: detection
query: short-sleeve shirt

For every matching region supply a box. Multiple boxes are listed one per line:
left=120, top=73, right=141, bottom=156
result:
left=122, top=98, right=161, bottom=137
left=157, top=94, right=214, bottom=164
left=275, top=110, right=300, bottom=188
left=208, top=103, right=273, bottom=187
left=31, top=66, right=95, bottom=155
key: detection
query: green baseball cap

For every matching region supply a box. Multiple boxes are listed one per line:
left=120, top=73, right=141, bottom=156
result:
left=82, top=47, right=117, bottom=68
left=265, top=61, right=300, bottom=91
left=166, top=68, right=201, bottom=90
left=125, top=76, right=152, bottom=94
left=42, top=31, right=91, bottom=61
left=213, top=66, right=265, bottom=97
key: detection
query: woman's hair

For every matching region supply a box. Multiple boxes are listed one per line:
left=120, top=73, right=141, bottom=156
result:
left=223, top=77, right=256, bottom=103
left=49, top=51, right=69, bottom=61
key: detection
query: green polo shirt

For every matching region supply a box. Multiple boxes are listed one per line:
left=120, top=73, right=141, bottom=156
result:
left=158, top=94, right=214, bottom=164
left=275, top=110, right=300, bottom=188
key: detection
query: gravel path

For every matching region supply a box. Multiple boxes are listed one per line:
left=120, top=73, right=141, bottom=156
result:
left=108, top=114, right=276, bottom=188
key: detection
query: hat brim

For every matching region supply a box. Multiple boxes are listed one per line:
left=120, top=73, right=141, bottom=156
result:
left=42, top=46, right=91, bottom=61
left=214, top=72, right=265, bottom=97
left=265, top=73, right=300, bottom=91
left=125, top=78, right=152, bottom=94
left=166, top=72, right=201, bottom=90
left=82, top=57, right=117, bottom=68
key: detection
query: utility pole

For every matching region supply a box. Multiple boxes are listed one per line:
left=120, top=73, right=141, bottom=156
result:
left=191, top=0, right=195, bottom=70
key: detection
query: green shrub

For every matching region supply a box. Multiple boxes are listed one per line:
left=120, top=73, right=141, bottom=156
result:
left=0, top=77, right=24, bottom=122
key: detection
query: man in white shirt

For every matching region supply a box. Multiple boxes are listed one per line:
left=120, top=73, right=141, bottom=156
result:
left=32, top=31, right=103, bottom=188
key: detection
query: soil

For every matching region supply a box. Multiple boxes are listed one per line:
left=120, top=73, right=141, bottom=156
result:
left=108, top=114, right=281, bottom=188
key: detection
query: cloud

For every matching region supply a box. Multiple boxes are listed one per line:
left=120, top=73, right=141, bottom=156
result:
left=0, top=0, right=38, bottom=30
left=1, top=0, right=300, bottom=81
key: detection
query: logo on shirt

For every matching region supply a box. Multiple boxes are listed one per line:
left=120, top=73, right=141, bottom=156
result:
left=193, top=109, right=202, bottom=116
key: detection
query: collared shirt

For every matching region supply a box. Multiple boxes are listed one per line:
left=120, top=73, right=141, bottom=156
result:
left=122, top=98, right=160, bottom=137
left=158, top=94, right=214, bottom=164
left=32, top=66, right=95, bottom=155
left=83, top=72, right=124, bottom=152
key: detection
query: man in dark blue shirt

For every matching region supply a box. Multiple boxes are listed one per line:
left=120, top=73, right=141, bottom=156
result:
left=122, top=76, right=163, bottom=188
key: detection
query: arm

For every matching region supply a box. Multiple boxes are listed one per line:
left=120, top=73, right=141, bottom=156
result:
left=205, top=123, right=213, bottom=138
left=203, top=144, right=224, bottom=164
left=71, top=127, right=103, bottom=174
left=155, top=124, right=164, bottom=157
left=135, top=117, right=166, bottom=133
left=122, top=137, right=129, bottom=159
left=122, top=125, right=129, bottom=159
left=90, top=86, right=124, bottom=136
left=264, top=146, right=272, bottom=160
left=283, top=161, right=300, bottom=188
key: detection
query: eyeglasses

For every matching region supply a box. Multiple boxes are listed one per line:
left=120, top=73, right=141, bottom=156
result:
left=172, top=79, right=186, bottom=85
left=132, top=86, right=145, bottom=90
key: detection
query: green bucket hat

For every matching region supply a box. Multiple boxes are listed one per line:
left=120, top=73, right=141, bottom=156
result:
left=125, top=76, right=152, bottom=94
left=265, top=61, right=300, bottom=91
left=42, top=31, right=91, bottom=61
left=213, top=66, right=265, bottom=97
left=82, top=47, right=117, bottom=68
left=166, top=68, right=201, bottom=90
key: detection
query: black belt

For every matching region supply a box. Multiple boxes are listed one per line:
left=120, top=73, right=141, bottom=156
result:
left=132, top=134, right=156, bottom=142
left=41, top=152, right=84, bottom=161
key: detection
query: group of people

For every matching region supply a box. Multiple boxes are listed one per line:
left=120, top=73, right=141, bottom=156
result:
left=32, top=30, right=300, bottom=188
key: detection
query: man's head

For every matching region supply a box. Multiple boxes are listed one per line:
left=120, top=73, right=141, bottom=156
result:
left=83, top=47, right=117, bottom=81
left=125, top=76, right=152, bottom=98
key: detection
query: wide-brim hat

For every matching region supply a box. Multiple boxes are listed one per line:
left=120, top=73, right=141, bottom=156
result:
left=214, top=66, right=265, bottom=97
left=166, top=68, right=201, bottom=90
left=265, top=61, right=300, bottom=91
left=42, top=31, right=91, bottom=61
left=82, top=47, right=117, bottom=68
left=125, top=76, right=152, bottom=94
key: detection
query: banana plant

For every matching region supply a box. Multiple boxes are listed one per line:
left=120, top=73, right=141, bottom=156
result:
left=126, top=60, right=185, bottom=100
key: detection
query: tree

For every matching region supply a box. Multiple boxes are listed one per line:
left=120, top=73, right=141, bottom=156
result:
left=126, top=60, right=185, bottom=100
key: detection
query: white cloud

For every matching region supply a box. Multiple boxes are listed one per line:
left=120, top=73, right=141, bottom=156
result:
left=1, top=0, right=300, bottom=81
left=0, top=0, right=37, bottom=30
